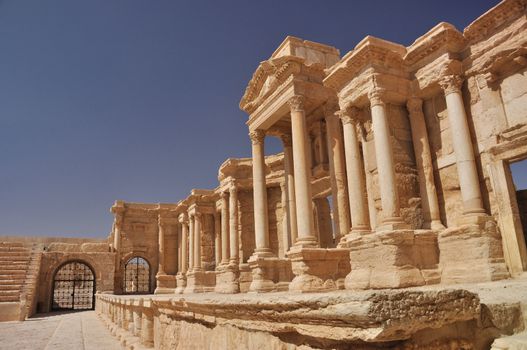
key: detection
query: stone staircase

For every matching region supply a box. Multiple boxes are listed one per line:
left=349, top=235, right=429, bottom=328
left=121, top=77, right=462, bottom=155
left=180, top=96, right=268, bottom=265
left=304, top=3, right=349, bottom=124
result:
left=0, top=242, right=42, bottom=321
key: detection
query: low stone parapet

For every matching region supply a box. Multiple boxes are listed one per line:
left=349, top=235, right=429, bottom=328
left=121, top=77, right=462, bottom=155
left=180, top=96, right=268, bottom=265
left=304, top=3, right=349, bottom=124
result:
left=96, top=287, right=489, bottom=349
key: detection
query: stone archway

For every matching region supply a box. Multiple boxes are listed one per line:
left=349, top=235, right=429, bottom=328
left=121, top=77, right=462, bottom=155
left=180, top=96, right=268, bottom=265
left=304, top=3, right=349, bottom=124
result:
left=123, top=256, right=151, bottom=294
left=51, top=260, right=95, bottom=311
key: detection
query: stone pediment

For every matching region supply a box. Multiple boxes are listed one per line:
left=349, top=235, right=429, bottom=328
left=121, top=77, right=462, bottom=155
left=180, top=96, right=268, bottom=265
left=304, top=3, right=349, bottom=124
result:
left=240, top=55, right=312, bottom=114
left=240, top=36, right=339, bottom=115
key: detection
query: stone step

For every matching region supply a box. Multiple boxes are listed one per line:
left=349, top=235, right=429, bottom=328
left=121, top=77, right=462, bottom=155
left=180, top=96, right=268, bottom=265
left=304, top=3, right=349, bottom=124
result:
left=0, top=277, right=26, bottom=284
left=0, top=284, right=22, bottom=291
left=0, top=295, right=20, bottom=302
left=0, top=265, right=29, bottom=271
left=0, top=256, right=30, bottom=262
left=0, top=270, right=27, bottom=276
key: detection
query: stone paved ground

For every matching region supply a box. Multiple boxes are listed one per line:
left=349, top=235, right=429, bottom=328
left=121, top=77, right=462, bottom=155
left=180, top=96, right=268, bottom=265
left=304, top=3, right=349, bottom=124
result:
left=0, top=310, right=121, bottom=350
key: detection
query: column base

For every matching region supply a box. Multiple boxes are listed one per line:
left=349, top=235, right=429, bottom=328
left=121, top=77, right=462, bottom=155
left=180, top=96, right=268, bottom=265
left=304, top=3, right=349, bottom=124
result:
left=238, top=263, right=252, bottom=293
left=214, top=263, right=240, bottom=294
left=174, top=273, right=187, bottom=294
left=247, top=254, right=291, bottom=293
left=183, top=270, right=208, bottom=294
left=439, top=216, right=509, bottom=284
left=376, top=217, right=410, bottom=232
left=287, top=246, right=350, bottom=292
left=343, top=229, right=437, bottom=290
left=154, top=274, right=176, bottom=294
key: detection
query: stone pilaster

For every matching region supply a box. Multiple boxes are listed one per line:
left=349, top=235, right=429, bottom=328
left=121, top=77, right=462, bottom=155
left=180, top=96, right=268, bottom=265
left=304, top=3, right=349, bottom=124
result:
left=407, top=98, right=444, bottom=230
left=324, top=100, right=351, bottom=241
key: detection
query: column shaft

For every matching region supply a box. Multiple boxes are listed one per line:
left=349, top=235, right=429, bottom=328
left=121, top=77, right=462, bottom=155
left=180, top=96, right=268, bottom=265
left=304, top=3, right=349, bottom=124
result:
left=250, top=130, right=271, bottom=254
left=325, top=111, right=351, bottom=236
left=340, top=107, right=369, bottom=232
left=188, top=215, right=194, bottom=271
left=180, top=218, right=188, bottom=273
left=214, top=211, right=221, bottom=266
left=194, top=213, right=202, bottom=270
left=157, top=217, right=165, bottom=275
left=369, top=90, right=402, bottom=223
left=440, top=75, right=485, bottom=215
left=281, top=134, right=298, bottom=246
left=229, top=185, right=239, bottom=263
left=220, top=193, right=230, bottom=264
left=289, top=95, right=317, bottom=247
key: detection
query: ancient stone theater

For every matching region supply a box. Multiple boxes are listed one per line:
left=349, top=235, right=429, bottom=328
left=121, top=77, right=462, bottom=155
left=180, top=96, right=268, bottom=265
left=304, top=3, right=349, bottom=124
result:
left=1, top=0, right=527, bottom=348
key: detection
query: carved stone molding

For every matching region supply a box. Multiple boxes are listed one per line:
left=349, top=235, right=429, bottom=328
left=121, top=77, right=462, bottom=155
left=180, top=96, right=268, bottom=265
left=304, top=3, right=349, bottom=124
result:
left=249, top=130, right=265, bottom=145
left=439, top=74, right=463, bottom=95
left=368, top=88, right=387, bottom=107
left=288, top=95, right=305, bottom=112
left=229, top=181, right=238, bottom=195
left=406, top=98, right=423, bottom=117
left=220, top=191, right=228, bottom=200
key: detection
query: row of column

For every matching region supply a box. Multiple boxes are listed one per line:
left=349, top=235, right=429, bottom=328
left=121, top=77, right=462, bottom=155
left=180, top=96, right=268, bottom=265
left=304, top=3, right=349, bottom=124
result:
left=165, top=184, right=239, bottom=278
left=249, top=73, right=485, bottom=247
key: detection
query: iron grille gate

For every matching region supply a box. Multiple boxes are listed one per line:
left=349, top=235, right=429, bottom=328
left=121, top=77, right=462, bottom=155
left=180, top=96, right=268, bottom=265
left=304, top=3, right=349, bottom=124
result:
left=124, top=256, right=150, bottom=294
left=52, top=261, right=95, bottom=311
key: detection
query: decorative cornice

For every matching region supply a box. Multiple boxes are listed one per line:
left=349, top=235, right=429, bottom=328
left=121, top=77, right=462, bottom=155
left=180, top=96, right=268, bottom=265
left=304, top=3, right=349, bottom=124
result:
left=288, top=95, right=305, bottom=112
left=249, top=130, right=265, bottom=145
left=439, top=74, right=463, bottom=95
left=406, top=98, right=423, bottom=116
left=463, top=0, right=526, bottom=43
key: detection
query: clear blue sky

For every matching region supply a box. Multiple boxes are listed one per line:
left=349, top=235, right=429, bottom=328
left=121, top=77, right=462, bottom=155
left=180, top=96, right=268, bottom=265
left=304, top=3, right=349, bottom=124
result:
left=1, top=0, right=525, bottom=238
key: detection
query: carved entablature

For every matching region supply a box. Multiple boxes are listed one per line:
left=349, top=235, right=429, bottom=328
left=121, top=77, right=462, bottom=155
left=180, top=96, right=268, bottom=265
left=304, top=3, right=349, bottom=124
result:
left=324, top=36, right=407, bottom=93
left=404, top=22, right=466, bottom=69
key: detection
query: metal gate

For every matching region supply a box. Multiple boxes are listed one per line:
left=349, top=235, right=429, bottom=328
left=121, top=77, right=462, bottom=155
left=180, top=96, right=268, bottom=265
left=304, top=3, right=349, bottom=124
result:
left=52, top=261, right=95, bottom=311
left=124, top=256, right=150, bottom=294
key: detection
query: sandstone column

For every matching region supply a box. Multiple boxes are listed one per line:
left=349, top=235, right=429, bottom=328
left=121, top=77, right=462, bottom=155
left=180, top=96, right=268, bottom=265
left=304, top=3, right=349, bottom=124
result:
left=229, top=182, right=239, bottom=263
left=194, top=212, right=202, bottom=271
left=369, top=89, right=404, bottom=226
left=214, top=211, right=221, bottom=266
left=179, top=214, right=188, bottom=274
left=250, top=130, right=272, bottom=255
left=113, top=213, right=123, bottom=253
left=280, top=133, right=298, bottom=246
left=324, top=103, right=351, bottom=237
left=289, top=95, right=317, bottom=247
left=340, top=106, right=369, bottom=233
left=188, top=214, right=194, bottom=271
left=220, top=192, right=230, bottom=264
left=407, top=98, right=444, bottom=230
left=439, top=74, right=485, bottom=216
left=157, top=214, right=165, bottom=275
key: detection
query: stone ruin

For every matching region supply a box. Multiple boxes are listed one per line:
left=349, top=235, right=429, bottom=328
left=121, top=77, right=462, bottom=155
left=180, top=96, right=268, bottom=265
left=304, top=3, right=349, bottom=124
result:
left=1, top=0, right=527, bottom=348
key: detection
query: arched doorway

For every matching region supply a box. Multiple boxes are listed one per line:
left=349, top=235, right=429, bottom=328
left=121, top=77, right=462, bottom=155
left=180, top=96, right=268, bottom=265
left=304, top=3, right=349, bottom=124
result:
left=52, top=261, right=95, bottom=311
left=123, top=256, right=151, bottom=294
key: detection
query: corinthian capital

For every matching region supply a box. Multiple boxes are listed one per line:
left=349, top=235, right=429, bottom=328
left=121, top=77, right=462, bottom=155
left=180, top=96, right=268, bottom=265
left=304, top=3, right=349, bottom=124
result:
left=337, top=105, right=360, bottom=125
left=249, top=130, right=265, bottom=145
left=178, top=213, right=188, bottom=224
left=368, top=88, right=387, bottom=107
left=288, top=95, right=305, bottom=112
left=439, top=74, right=463, bottom=95
left=406, top=98, right=423, bottom=117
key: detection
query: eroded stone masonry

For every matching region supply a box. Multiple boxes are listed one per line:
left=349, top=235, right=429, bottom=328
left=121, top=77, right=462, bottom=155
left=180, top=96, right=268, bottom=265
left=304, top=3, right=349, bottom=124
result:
left=2, top=1, right=527, bottom=349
